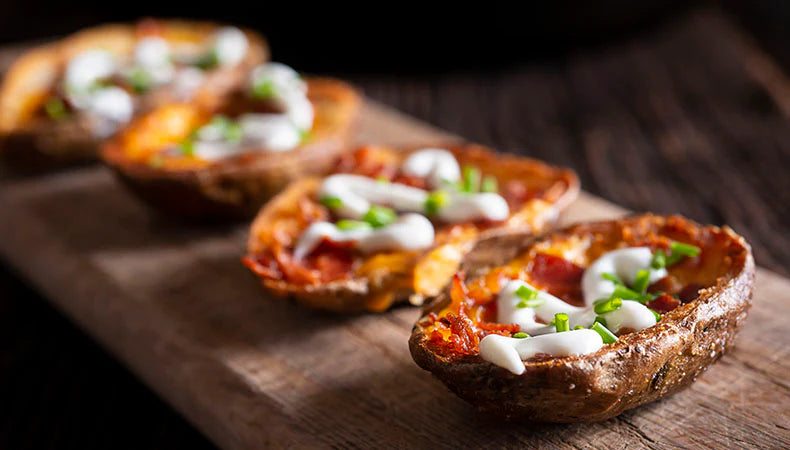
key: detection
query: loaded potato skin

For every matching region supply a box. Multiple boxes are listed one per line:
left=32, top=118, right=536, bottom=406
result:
left=0, top=19, right=268, bottom=169
left=101, top=77, right=362, bottom=221
left=244, top=144, right=580, bottom=313
left=409, top=214, right=754, bottom=422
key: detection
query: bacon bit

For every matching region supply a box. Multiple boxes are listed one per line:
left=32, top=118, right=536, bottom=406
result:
left=678, top=283, right=704, bottom=303
left=334, top=147, right=397, bottom=180
left=241, top=255, right=281, bottom=279
left=647, top=293, right=681, bottom=314
left=528, top=253, right=585, bottom=306
left=448, top=272, right=470, bottom=314
left=427, top=312, right=480, bottom=355
left=477, top=321, right=520, bottom=335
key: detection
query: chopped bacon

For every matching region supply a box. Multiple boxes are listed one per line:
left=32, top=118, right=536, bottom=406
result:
left=241, top=255, right=281, bottom=279
left=528, top=253, right=585, bottom=306
left=476, top=321, right=520, bottom=335
left=678, top=283, right=703, bottom=303
left=647, top=293, right=681, bottom=314
left=426, top=312, right=480, bottom=356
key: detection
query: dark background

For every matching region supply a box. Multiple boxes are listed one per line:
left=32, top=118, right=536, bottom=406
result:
left=2, top=1, right=790, bottom=448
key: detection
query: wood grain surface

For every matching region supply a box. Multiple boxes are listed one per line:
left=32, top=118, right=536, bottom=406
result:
left=2, top=8, right=790, bottom=449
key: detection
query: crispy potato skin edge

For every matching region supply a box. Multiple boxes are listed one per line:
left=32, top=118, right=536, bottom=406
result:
left=408, top=214, right=755, bottom=422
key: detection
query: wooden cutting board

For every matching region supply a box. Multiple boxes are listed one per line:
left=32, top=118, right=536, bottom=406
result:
left=1, top=101, right=788, bottom=449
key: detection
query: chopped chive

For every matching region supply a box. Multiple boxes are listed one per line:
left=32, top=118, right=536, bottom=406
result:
left=590, top=321, right=618, bottom=344
left=666, top=241, right=701, bottom=266
left=179, top=139, right=194, bottom=157
left=44, top=97, right=68, bottom=120
left=513, top=332, right=529, bottom=339
left=481, top=175, right=498, bottom=193
left=128, top=67, right=152, bottom=93
left=611, top=284, right=641, bottom=300
left=651, top=249, right=667, bottom=270
left=649, top=308, right=662, bottom=322
left=593, top=316, right=608, bottom=328
left=554, top=313, right=569, bottom=332
left=594, top=297, right=623, bottom=314
left=424, top=190, right=449, bottom=215
left=462, top=166, right=481, bottom=193
left=299, top=129, right=311, bottom=144
left=633, top=269, right=650, bottom=293
left=573, top=325, right=585, bottom=330
left=601, top=272, right=624, bottom=285
left=319, top=196, right=343, bottom=209
left=336, top=220, right=372, bottom=231
left=251, top=78, right=277, bottom=100
left=195, top=50, right=218, bottom=69
left=363, top=205, right=396, bottom=228
left=515, top=285, right=538, bottom=300
left=225, top=121, right=243, bottom=144
left=376, top=175, right=390, bottom=184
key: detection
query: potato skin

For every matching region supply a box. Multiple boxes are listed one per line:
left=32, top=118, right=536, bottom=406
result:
left=409, top=214, right=755, bottom=422
left=0, top=20, right=268, bottom=169
left=102, top=77, right=362, bottom=221
left=245, top=144, right=580, bottom=313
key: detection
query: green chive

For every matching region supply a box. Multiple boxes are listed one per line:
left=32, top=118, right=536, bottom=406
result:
left=44, top=97, right=68, bottom=120
left=128, top=67, right=152, bottom=93
left=601, top=272, right=624, bottom=285
left=299, top=129, right=311, bottom=144
left=593, top=316, right=608, bottom=328
left=336, top=220, right=372, bottom=231
left=481, top=175, right=498, bottom=193
left=554, top=313, right=569, bottom=332
left=651, top=250, right=667, bottom=270
left=594, top=297, right=623, bottom=314
left=424, top=190, right=449, bottom=215
left=195, top=50, right=218, bottom=70
left=513, top=332, right=529, bottom=339
left=633, top=269, right=650, bottom=293
left=650, top=308, right=662, bottom=322
left=179, top=139, right=194, bottom=157
left=462, top=166, right=481, bottom=193
left=319, top=196, right=343, bottom=209
left=376, top=175, right=390, bottom=184
left=611, top=284, right=641, bottom=300
left=573, top=325, right=585, bottom=330
left=666, top=241, right=702, bottom=266
left=224, top=121, right=243, bottom=144
left=515, top=285, right=538, bottom=300
left=252, top=79, right=277, bottom=100
left=363, top=205, right=397, bottom=228
left=590, top=321, right=618, bottom=344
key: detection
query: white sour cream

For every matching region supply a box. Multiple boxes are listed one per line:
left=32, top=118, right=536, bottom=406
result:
left=479, top=330, right=604, bottom=375
left=172, top=67, right=205, bottom=100
left=133, top=37, right=175, bottom=84
left=86, top=86, right=134, bottom=137
left=317, top=173, right=509, bottom=223
left=249, top=62, right=314, bottom=131
left=401, top=148, right=461, bottom=188
left=65, top=49, right=116, bottom=92
left=293, top=213, right=435, bottom=259
left=212, top=27, right=249, bottom=66
left=239, top=114, right=302, bottom=151
left=581, top=247, right=667, bottom=304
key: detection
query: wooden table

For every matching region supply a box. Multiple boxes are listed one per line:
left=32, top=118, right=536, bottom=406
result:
left=2, top=8, right=789, bottom=449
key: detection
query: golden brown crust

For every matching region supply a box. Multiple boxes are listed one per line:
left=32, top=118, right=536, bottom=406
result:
left=408, top=214, right=755, bottom=422
left=0, top=20, right=268, bottom=168
left=101, top=77, right=362, bottom=220
left=245, top=144, right=580, bottom=313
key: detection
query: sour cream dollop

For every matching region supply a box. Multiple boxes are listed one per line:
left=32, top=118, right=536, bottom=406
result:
left=293, top=213, right=435, bottom=259
left=212, top=27, right=249, bottom=66
left=479, top=330, right=604, bottom=375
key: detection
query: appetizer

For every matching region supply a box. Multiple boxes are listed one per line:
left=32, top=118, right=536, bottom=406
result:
left=101, top=62, right=361, bottom=219
left=243, top=144, right=579, bottom=312
left=409, top=214, right=754, bottom=422
left=0, top=19, right=267, bottom=166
